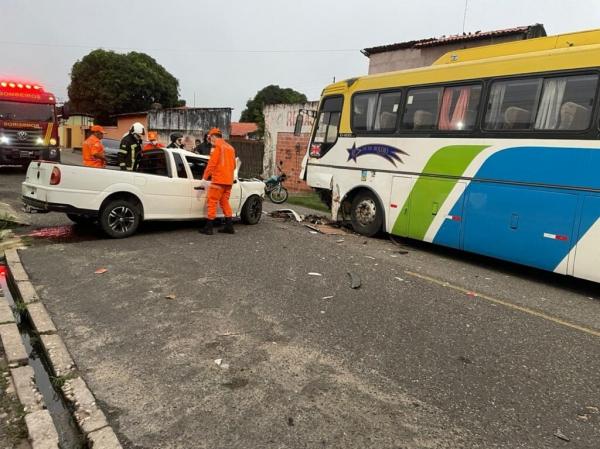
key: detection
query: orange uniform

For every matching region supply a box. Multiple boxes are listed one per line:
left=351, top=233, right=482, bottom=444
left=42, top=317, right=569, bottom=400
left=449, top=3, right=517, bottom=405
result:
left=203, top=138, right=236, bottom=219
left=82, top=134, right=105, bottom=168
left=143, top=142, right=165, bottom=151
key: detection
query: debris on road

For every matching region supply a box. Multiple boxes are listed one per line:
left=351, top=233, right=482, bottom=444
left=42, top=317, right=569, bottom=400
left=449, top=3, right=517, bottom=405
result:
left=308, top=272, right=323, bottom=277
left=347, top=271, right=361, bottom=289
left=214, top=358, right=222, bottom=366
left=553, top=429, right=570, bottom=442
left=394, top=277, right=404, bottom=282
left=287, top=417, right=295, bottom=426
left=270, top=209, right=303, bottom=222
left=94, top=268, right=108, bottom=274
left=165, top=294, right=176, bottom=300
left=321, top=296, right=334, bottom=300
left=336, top=239, right=344, bottom=243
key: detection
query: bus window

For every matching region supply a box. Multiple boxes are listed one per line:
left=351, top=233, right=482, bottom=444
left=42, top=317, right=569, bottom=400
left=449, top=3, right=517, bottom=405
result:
left=352, top=92, right=378, bottom=132
left=401, top=87, right=442, bottom=130
left=438, top=85, right=481, bottom=131
left=484, top=78, right=542, bottom=130
left=312, top=96, right=343, bottom=157
left=535, top=74, right=598, bottom=130
left=374, top=91, right=402, bottom=132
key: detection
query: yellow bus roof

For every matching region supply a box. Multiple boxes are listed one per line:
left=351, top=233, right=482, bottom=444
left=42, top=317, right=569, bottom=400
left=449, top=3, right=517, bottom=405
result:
left=323, top=28, right=600, bottom=96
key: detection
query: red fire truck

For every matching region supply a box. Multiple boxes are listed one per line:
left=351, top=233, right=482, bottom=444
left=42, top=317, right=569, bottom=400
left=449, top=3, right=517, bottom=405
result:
left=0, top=80, right=60, bottom=167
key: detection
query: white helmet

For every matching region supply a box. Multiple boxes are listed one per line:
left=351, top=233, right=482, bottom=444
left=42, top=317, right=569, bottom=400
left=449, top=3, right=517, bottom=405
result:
left=130, top=122, right=145, bottom=136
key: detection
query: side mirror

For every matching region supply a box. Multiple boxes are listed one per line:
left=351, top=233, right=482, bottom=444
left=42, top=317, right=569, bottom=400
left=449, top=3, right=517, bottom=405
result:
left=293, top=112, right=303, bottom=136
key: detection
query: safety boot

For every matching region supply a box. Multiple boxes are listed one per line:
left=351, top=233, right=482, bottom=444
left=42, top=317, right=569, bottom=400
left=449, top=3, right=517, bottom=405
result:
left=218, top=217, right=235, bottom=234
left=199, top=220, right=214, bottom=235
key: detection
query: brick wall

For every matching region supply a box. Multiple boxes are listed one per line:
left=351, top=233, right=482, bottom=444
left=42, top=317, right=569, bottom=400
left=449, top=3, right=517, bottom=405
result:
left=275, top=132, right=312, bottom=193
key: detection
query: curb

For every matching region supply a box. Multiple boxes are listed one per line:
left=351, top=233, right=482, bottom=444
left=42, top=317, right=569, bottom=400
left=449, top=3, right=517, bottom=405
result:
left=2, top=248, right=123, bottom=448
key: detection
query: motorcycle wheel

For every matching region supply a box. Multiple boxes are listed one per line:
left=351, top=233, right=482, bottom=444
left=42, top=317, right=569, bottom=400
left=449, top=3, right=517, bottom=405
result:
left=269, top=185, right=289, bottom=204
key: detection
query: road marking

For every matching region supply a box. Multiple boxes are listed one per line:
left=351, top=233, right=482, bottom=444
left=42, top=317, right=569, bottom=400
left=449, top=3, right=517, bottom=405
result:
left=404, top=270, right=600, bottom=339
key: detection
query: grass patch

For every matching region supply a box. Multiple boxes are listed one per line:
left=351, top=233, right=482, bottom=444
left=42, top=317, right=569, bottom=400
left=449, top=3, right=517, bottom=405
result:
left=286, top=192, right=330, bottom=213
left=50, top=372, right=79, bottom=389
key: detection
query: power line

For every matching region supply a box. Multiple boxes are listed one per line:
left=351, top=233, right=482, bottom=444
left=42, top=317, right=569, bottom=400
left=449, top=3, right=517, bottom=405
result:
left=0, top=40, right=359, bottom=54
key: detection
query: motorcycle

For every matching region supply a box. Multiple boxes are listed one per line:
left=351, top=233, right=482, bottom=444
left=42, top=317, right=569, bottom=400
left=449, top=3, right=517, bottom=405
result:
left=264, top=162, right=288, bottom=204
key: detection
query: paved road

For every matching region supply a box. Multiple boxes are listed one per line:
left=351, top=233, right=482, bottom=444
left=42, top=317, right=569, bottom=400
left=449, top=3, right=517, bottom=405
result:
left=2, top=166, right=600, bottom=448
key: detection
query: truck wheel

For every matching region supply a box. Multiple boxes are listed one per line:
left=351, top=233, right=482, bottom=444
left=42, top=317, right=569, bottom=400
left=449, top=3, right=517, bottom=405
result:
left=240, top=195, right=262, bottom=225
left=99, top=199, right=140, bottom=238
left=350, top=190, right=383, bottom=237
left=66, top=213, right=96, bottom=226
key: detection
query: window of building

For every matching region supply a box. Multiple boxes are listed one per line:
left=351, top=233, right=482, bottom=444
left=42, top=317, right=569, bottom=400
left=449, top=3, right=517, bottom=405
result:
left=484, top=78, right=542, bottom=130
left=401, top=87, right=442, bottom=130
left=438, top=84, right=482, bottom=131
left=534, top=74, right=598, bottom=131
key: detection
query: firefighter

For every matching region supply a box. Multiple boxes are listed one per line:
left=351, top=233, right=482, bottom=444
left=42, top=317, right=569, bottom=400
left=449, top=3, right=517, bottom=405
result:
left=199, top=128, right=236, bottom=235
left=167, top=132, right=184, bottom=149
left=118, top=122, right=145, bottom=170
left=143, top=131, right=164, bottom=151
left=82, top=125, right=106, bottom=168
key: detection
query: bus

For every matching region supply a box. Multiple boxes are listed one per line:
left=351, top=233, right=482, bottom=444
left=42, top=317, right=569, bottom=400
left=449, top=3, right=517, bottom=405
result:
left=300, top=28, right=600, bottom=283
left=0, top=80, right=60, bottom=167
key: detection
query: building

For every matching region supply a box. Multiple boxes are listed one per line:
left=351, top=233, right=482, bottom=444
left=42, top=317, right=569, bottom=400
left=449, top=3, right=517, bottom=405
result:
left=58, top=114, right=94, bottom=149
left=362, top=24, right=546, bottom=74
left=263, top=102, right=318, bottom=192
left=230, top=122, right=259, bottom=140
left=104, top=108, right=231, bottom=150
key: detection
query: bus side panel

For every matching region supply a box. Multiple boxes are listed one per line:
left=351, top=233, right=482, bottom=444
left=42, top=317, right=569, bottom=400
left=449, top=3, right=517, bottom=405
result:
left=572, top=195, right=600, bottom=282
left=388, top=176, right=413, bottom=236
left=463, top=183, right=578, bottom=273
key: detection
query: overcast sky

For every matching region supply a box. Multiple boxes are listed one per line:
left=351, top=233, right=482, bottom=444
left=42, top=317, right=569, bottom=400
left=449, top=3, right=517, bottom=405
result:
left=2, top=0, right=600, bottom=120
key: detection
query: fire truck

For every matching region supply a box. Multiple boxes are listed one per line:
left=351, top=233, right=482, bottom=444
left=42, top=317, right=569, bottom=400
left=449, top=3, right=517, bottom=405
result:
left=0, top=80, right=60, bottom=167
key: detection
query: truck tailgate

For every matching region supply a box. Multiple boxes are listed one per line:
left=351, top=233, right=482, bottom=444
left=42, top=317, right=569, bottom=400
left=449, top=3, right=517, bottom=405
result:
left=22, top=161, right=59, bottom=203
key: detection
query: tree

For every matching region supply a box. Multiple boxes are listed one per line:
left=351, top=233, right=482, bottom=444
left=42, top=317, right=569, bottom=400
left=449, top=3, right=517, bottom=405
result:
left=241, top=85, right=307, bottom=136
left=68, top=49, right=182, bottom=124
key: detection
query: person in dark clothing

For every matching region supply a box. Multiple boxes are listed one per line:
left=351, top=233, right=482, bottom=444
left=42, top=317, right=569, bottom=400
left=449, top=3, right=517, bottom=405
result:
left=195, top=132, right=212, bottom=156
left=119, top=122, right=145, bottom=171
left=167, top=132, right=184, bottom=149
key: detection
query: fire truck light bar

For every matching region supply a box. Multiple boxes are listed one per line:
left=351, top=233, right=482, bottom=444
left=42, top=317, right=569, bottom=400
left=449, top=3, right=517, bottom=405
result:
left=0, top=81, right=43, bottom=90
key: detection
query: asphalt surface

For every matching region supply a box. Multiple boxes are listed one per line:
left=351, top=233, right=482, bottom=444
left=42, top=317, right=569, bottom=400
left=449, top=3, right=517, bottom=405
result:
left=1, top=163, right=600, bottom=448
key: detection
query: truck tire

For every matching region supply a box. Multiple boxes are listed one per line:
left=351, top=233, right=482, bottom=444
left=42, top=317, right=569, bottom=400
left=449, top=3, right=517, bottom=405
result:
left=240, top=195, right=262, bottom=225
left=350, top=190, right=383, bottom=237
left=99, top=199, right=140, bottom=238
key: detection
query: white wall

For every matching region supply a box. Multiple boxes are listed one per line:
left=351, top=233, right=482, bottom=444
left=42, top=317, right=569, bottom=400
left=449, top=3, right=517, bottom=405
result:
left=263, top=101, right=318, bottom=176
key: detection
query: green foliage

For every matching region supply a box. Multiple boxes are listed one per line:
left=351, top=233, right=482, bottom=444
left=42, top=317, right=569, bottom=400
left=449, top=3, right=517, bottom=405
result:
left=68, top=49, right=181, bottom=123
left=241, top=85, right=307, bottom=136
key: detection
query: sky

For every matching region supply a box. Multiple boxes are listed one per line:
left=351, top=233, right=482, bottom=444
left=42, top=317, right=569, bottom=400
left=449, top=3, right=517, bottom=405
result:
left=2, top=0, right=600, bottom=120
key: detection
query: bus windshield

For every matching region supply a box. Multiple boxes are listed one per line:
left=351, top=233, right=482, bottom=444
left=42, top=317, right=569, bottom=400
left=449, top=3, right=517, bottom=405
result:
left=0, top=100, right=54, bottom=121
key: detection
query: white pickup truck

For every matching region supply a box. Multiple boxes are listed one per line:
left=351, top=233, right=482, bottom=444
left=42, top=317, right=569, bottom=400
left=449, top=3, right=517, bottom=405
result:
left=22, top=147, right=265, bottom=238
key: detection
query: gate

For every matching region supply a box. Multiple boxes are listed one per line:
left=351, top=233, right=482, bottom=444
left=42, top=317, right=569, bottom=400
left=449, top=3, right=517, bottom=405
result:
left=230, top=139, right=264, bottom=178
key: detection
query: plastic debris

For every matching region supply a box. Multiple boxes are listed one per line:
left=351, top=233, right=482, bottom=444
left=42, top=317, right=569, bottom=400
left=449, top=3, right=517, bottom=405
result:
left=322, top=296, right=334, bottom=300
left=271, top=209, right=303, bottom=222
left=553, top=429, right=570, bottom=442
left=347, top=271, right=361, bottom=289
left=94, top=268, right=108, bottom=274
left=394, top=277, right=404, bottom=282
left=214, top=358, right=222, bottom=366
left=165, top=294, right=176, bottom=300
left=308, top=272, right=323, bottom=277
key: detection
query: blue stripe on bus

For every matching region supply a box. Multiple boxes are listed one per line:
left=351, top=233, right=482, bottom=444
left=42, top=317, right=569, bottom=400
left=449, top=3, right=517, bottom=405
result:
left=432, top=146, right=599, bottom=272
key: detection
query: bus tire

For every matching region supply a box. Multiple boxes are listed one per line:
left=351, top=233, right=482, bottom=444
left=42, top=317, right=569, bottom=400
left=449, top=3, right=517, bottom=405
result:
left=350, top=190, right=383, bottom=237
left=99, top=199, right=140, bottom=238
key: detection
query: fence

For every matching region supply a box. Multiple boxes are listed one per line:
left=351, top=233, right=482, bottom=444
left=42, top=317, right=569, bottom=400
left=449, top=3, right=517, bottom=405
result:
left=230, top=139, right=264, bottom=179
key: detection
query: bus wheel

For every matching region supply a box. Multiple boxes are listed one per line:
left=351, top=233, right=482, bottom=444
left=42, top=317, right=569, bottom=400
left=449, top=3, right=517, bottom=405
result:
left=350, top=191, right=383, bottom=237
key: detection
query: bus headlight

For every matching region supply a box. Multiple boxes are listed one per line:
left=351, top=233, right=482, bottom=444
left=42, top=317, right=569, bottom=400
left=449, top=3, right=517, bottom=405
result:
left=0, top=135, right=9, bottom=144
left=49, top=138, right=57, bottom=146
left=36, top=137, right=44, bottom=145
